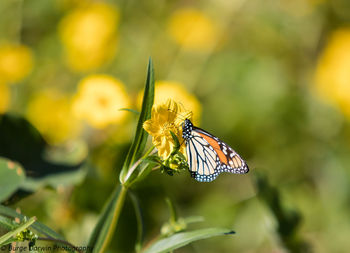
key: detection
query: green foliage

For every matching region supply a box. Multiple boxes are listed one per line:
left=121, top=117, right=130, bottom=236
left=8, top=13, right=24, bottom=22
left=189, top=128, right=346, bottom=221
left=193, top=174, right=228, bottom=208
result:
left=255, top=173, right=311, bottom=253
left=129, top=191, right=144, bottom=253
left=2, top=0, right=347, bottom=250
left=0, top=114, right=86, bottom=200
left=0, top=216, right=36, bottom=246
left=0, top=205, right=65, bottom=240
left=0, top=205, right=77, bottom=252
left=158, top=131, right=189, bottom=176
left=0, top=216, right=15, bottom=231
left=88, top=186, right=126, bottom=253
left=119, top=108, right=141, bottom=115
left=120, top=58, right=155, bottom=185
left=88, top=59, right=155, bottom=252
left=85, top=60, right=239, bottom=253
left=0, top=158, right=25, bottom=202
left=0, top=53, right=316, bottom=253
left=143, top=228, right=235, bottom=253
left=139, top=198, right=233, bottom=253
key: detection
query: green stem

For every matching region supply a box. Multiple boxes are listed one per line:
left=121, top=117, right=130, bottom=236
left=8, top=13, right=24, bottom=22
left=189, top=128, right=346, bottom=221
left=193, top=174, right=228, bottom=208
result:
left=123, top=146, right=156, bottom=185
left=165, top=198, right=177, bottom=223
left=141, top=146, right=156, bottom=159
left=100, top=148, right=156, bottom=251
left=99, top=185, right=128, bottom=253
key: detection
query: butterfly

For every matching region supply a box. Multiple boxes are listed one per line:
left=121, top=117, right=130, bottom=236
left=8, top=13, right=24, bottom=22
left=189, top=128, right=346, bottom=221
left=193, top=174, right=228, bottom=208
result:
left=182, top=119, right=249, bottom=182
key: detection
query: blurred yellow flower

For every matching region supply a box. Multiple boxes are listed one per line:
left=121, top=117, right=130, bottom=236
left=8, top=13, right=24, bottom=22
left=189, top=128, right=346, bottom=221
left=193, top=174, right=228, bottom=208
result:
left=139, top=80, right=201, bottom=124
left=143, top=100, right=192, bottom=159
left=27, top=91, right=81, bottom=144
left=314, top=28, right=350, bottom=118
left=0, top=82, right=10, bottom=113
left=73, top=75, right=130, bottom=128
left=58, top=2, right=119, bottom=71
left=167, top=8, right=218, bottom=51
left=0, top=44, right=33, bottom=83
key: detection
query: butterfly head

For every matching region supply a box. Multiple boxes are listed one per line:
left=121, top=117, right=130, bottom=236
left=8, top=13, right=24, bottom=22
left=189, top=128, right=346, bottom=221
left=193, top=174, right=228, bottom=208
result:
left=182, top=119, right=193, bottom=140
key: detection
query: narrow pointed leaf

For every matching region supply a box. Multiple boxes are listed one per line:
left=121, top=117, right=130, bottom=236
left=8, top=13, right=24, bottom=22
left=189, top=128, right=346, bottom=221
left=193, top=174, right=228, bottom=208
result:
left=0, top=205, right=65, bottom=240
left=88, top=186, right=129, bottom=253
left=87, top=186, right=121, bottom=248
left=0, top=206, right=76, bottom=253
left=0, top=216, right=16, bottom=231
left=143, top=228, right=235, bottom=253
left=129, top=192, right=144, bottom=253
left=130, top=163, right=156, bottom=186
left=119, top=108, right=140, bottom=115
left=120, top=58, right=155, bottom=183
left=0, top=216, right=36, bottom=245
left=169, top=131, right=180, bottom=149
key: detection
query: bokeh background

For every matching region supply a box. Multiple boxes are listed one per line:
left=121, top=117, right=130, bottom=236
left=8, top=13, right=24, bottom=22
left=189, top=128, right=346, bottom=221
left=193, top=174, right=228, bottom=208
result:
left=1, top=0, right=350, bottom=252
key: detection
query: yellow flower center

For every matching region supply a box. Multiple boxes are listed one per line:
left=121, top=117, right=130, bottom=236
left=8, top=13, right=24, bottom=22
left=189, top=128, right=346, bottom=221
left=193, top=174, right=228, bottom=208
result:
left=98, top=96, right=110, bottom=108
left=161, top=122, right=174, bottom=134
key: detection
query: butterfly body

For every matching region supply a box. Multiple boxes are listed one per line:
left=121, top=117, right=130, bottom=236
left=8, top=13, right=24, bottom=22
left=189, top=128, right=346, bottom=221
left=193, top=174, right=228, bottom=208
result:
left=182, top=119, right=249, bottom=182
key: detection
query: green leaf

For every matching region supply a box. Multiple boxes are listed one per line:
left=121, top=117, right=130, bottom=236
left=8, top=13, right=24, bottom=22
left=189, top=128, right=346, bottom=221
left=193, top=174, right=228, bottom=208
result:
left=119, top=108, right=141, bottom=115
left=120, top=58, right=155, bottom=184
left=0, top=216, right=16, bottom=231
left=0, top=206, right=77, bottom=253
left=143, top=228, right=235, bottom=253
left=142, top=155, right=161, bottom=165
left=0, top=113, right=79, bottom=177
left=0, top=216, right=36, bottom=246
left=0, top=114, right=87, bottom=202
left=20, top=166, right=87, bottom=191
left=0, top=157, right=25, bottom=202
left=88, top=186, right=120, bottom=248
left=43, top=140, right=88, bottom=165
left=0, top=205, right=65, bottom=240
left=33, top=221, right=65, bottom=240
left=129, top=192, right=144, bottom=253
left=169, top=131, right=180, bottom=149
left=255, top=173, right=301, bottom=237
left=88, top=186, right=128, bottom=253
left=129, top=163, right=156, bottom=186
left=254, top=173, right=310, bottom=252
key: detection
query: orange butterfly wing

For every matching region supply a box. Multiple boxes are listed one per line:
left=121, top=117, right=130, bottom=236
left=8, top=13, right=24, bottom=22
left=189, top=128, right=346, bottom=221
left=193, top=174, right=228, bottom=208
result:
left=196, top=131, right=246, bottom=170
left=182, top=119, right=249, bottom=182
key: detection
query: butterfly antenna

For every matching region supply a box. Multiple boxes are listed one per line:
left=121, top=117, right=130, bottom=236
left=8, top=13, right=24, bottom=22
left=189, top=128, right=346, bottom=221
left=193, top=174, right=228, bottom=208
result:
left=167, top=108, right=190, bottom=122
left=188, top=110, right=193, bottom=120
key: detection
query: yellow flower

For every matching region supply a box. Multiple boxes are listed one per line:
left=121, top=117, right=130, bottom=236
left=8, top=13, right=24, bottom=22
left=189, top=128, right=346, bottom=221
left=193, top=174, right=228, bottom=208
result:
left=143, top=100, right=192, bottom=160
left=73, top=75, right=131, bottom=128
left=27, top=90, right=81, bottom=144
left=58, top=2, right=119, bottom=71
left=0, top=44, right=33, bottom=83
left=167, top=8, right=218, bottom=51
left=138, top=80, right=201, bottom=124
left=0, top=82, right=10, bottom=113
left=314, top=28, right=350, bottom=118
